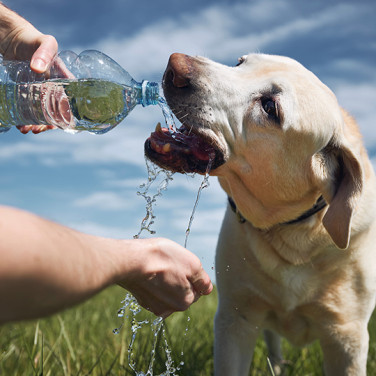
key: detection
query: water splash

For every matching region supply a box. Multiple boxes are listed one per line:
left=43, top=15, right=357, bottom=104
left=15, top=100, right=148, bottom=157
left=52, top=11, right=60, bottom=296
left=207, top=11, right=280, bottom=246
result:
left=134, top=158, right=174, bottom=239
left=184, top=155, right=214, bottom=248
left=133, top=95, right=178, bottom=239
left=114, top=294, right=181, bottom=376
left=158, top=97, right=177, bottom=133
left=116, top=98, right=214, bottom=376
left=122, top=155, right=213, bottom=375
left=113, top=293, right=142, bottom=334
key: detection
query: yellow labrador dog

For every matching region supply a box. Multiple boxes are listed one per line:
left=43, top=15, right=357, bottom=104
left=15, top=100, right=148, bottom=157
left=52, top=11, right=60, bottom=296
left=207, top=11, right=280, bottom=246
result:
left=145, top=52, right=376, bottom=375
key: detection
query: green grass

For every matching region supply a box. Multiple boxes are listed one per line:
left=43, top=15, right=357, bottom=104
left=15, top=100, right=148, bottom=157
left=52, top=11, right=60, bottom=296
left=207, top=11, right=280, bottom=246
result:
left=1, top=286, right=375, bottom=375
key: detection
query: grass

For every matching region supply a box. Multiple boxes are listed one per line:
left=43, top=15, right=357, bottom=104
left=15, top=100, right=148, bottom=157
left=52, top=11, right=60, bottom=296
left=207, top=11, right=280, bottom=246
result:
left=1, top=286, right=375, bottom=375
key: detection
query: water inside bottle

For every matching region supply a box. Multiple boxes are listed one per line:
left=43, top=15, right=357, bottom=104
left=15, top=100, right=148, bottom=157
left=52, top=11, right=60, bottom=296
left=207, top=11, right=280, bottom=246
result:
left=41, top=79, right=139, bottom=133
left=1, top=77, right=170, bottom=135
left=0, top=78, right=143, bottom=133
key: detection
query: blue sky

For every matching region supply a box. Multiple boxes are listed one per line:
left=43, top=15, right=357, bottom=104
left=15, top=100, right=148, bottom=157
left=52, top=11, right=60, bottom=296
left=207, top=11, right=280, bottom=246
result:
left=1, top=0, right=376, bottom=281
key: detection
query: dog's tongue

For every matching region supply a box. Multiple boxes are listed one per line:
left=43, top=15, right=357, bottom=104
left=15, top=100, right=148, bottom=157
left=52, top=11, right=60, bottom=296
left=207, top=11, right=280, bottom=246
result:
left=148, top=122, right=215, bottom=162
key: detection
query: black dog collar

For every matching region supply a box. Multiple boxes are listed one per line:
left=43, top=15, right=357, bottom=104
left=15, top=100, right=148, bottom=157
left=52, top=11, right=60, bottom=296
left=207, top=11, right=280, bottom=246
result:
left=227, top=196, right=327, bottom=225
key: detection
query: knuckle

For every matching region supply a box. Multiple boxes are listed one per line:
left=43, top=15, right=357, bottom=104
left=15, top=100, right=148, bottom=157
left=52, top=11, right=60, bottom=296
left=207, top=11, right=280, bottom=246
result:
left=178, top=294, right=195, bottom=312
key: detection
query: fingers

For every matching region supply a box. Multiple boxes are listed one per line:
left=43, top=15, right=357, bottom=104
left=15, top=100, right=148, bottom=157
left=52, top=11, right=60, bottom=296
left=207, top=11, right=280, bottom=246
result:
left=189, top=264, right=213, bottom=297
left=192, top=277, right=213, bottom=298
left=130, top=290, right=175, bottom=319
left=124, top=278, right=203, bottom=319
left=30, top=35, right=58, bottom=73
left=16, top=125, right=57, bottom=134
left=117, top=237, right=213, bottom=319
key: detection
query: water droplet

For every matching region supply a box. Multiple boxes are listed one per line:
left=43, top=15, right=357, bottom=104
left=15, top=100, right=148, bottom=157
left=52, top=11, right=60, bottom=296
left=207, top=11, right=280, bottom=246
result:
left=117, top=308, right=125, bottom=317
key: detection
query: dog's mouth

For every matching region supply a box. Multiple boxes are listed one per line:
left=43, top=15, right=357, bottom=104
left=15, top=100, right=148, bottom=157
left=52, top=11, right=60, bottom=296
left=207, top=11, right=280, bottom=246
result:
left=145, top=52, right=226, bottom=174
left=144, top=122, right=225, bottom=174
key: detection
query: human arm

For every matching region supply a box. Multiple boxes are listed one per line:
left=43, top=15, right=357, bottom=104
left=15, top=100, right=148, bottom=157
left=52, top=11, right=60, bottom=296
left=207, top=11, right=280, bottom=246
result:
left=0, top=206, right=212, bottom=323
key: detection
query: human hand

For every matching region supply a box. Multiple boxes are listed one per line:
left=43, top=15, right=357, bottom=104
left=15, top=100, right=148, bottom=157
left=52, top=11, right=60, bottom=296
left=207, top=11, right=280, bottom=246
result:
left=0, top=4, right=59, bottom=134
left=14, top=31, right=59, bottom=134
left=0, top=4, right=58, bottom=72
left=117, top=238, right=213, bottom=318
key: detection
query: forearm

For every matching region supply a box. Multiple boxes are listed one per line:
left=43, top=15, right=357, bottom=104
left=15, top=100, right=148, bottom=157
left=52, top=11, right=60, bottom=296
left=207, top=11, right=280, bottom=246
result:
left=0, top=205, right=123, bottom=323
left=0, top=206, right=213, bottom=323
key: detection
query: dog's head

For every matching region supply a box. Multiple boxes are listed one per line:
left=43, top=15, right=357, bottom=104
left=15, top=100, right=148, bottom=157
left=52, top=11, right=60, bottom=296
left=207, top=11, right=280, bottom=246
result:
left=145, top=53, right=365, bottom=249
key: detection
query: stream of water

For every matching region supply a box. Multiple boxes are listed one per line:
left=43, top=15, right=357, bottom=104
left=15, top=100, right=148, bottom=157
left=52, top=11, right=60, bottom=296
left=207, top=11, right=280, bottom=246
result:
left=184, top=157, right=213, bottom=248
left=114, top=96, right=212, bottom=376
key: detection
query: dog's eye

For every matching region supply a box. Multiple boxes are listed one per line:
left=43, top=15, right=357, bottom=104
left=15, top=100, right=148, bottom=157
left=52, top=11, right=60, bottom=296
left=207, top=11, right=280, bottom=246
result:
left=261, top=97, right=279, bottom=123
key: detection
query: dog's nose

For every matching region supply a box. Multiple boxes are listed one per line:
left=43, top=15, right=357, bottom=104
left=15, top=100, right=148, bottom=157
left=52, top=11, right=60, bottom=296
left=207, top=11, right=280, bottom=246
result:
left=165, top=53, right=192, bottom=88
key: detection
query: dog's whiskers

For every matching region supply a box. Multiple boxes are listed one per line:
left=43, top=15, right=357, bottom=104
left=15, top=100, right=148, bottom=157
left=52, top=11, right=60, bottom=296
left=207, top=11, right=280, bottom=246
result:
left=179, top=113, right=189, bottom=121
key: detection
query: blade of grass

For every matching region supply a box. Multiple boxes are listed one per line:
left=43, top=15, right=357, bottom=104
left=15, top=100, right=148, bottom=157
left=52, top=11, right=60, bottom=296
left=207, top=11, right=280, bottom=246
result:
left=267, top=357, right=276, bottom=376
left=57, top=316, right=76, bottom=362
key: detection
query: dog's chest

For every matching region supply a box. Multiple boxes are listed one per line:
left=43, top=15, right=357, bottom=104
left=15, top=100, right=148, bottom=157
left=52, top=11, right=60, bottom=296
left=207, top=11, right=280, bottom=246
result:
left=258, top=264, right=324, bottom=345
left=248, top=232, right=322, bottom=310
left=276, top=264, right=318, bottom=310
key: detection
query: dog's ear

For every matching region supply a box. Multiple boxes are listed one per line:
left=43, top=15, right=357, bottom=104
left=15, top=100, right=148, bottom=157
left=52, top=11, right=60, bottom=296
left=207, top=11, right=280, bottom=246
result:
left=321, top=143, right=363, bottom=250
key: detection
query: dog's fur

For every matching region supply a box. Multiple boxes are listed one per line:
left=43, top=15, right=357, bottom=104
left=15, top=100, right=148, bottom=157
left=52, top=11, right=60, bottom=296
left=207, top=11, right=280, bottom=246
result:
left=154, top=53, right=376, bottom=375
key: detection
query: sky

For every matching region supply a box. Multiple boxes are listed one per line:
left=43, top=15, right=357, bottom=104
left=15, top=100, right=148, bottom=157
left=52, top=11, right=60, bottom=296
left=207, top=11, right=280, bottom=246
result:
left=1, top=0, right=376, bottom=282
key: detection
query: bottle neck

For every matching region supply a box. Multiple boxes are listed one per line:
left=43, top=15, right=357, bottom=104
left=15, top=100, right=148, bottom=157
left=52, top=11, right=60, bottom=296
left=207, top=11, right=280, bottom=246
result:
left=138, top=80, right=159, bottom=107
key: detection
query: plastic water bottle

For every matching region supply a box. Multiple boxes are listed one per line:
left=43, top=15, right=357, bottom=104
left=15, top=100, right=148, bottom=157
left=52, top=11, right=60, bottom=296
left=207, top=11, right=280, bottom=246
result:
left=0, top=50, right=159, bottom=134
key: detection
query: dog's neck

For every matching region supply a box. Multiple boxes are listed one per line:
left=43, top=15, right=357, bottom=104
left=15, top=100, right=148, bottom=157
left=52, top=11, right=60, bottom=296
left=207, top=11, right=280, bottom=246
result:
left=227, top=196, right=327, bottom=226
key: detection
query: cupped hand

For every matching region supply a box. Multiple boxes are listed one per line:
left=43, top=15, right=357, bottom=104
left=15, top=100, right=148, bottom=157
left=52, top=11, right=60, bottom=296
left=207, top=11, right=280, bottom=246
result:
left=118, top=238, right=213, bottom=318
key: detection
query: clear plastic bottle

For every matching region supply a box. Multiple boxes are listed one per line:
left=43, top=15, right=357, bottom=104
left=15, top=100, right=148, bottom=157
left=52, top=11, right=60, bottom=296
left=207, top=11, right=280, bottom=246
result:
left=0, top=50, right=159, bottom=134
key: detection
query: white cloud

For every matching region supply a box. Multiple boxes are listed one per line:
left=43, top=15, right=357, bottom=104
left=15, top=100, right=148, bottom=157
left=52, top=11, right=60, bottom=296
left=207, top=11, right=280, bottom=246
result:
left=169, top=206, right=226, bottom=236
left=0, top=139, right=59, bottom=159
left=72, top=191, right=136, bottom=211
left=0, top=106, right=159, bottom=167
left=331, top=80, right=376, bottom=149
left=91, top=1, right=290, bottom=77
left=66, top=220, right=130, bottom=239
left=89, top=1, right=369, bottom=80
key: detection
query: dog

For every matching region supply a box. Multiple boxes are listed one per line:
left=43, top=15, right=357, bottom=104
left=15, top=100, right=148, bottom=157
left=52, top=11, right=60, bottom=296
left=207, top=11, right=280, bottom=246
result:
left=144, top=52, right=376, bottom=375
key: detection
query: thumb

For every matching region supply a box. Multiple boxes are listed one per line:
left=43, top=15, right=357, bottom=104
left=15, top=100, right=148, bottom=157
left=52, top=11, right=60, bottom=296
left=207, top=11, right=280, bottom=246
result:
left=30, top=35, right=58, bottom=73
left=190, top=268, right=213, bottom=296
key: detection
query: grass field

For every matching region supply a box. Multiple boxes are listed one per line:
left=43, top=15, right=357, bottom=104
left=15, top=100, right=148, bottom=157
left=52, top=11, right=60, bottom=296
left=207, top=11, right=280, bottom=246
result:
left=1, top=285, right=375, bottom=375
